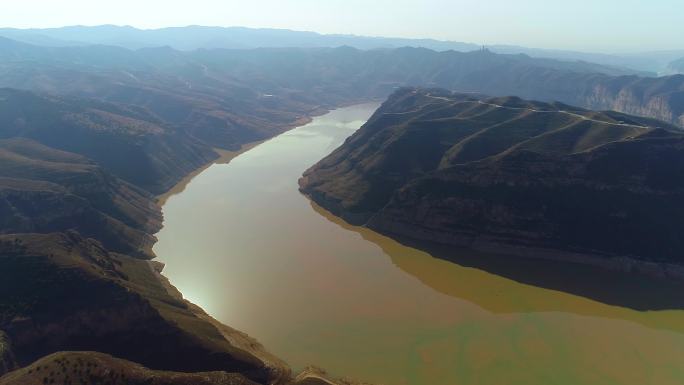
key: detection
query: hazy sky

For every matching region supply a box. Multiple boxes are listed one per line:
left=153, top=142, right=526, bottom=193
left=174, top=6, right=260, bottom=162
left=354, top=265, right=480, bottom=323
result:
left=2, top=0, right=682, bottom=52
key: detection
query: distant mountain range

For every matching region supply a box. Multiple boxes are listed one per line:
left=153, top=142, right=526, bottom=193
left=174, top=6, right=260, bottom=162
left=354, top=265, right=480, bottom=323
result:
left=301, top=88, right=684, bottom=275
left=1, top=36, right=683, bottom=129
left=1, top=25, right=683, bottom=74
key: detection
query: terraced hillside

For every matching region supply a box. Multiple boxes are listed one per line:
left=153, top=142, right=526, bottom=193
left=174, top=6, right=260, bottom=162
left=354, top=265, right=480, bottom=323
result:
left=301, top=88, right=684, bottom=271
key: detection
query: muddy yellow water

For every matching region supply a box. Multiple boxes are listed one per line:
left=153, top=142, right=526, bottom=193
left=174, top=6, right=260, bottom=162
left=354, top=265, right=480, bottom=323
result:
left=154, top=104, right=684, bottom=385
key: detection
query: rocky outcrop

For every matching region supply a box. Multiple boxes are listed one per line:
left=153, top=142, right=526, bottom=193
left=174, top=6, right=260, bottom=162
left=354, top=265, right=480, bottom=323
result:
left=580, top=75, right=684, bottom=127
left=301, top=88, right=684, bottom=272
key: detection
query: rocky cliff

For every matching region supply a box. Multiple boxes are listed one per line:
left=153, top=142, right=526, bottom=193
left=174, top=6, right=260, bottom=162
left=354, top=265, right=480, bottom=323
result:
left=579, top=75, right=684, bottom=127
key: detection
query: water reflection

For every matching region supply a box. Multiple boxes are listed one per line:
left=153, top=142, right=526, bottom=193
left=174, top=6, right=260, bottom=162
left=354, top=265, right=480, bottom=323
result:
left=310, top=201, right=684, bottom=334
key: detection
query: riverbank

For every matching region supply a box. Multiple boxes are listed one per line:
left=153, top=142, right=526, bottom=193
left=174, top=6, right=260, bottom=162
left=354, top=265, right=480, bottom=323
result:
left=146, top=260, right=292, bottom=384
left=157, top=142, right=269, bottom=206
left=156, top=98, right=379, bottom=206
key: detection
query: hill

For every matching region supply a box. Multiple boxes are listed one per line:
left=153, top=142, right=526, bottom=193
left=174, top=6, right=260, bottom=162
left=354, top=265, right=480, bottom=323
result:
left=301, top=88, right=684, bottom=273
left=0, top=232, right=290, bottom=384
left=0, top=351, right=257, bottom=385
left=0, top=138, right=160, bottom=257
left=0, top=88, right=220, bottom=194
left=0, top=135, right=294, bottom=383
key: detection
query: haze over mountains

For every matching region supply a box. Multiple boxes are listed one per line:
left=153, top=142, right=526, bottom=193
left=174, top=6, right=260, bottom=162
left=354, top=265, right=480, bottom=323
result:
left=1, top=25, right=683, bottom=74
left=1, top=35, right=684, bottom=132
left=1, top=22, right=684, bottom=385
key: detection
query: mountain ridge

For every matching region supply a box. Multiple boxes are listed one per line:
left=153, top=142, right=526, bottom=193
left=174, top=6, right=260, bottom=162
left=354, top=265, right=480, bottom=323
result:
left=2, top=37, right=684, bottom=130
left=1, top=25, right=681, bottom=73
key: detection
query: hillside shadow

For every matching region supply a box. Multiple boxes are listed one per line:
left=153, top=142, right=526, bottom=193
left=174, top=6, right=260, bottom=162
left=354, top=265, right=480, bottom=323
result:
left=395, top=237, right=684, bottom=312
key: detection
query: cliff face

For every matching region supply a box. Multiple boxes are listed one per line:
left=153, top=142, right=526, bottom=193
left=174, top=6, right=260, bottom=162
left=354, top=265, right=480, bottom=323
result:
left=580, top=75, right=684, bottom=127
left=301, top=88, right=684, bottom=270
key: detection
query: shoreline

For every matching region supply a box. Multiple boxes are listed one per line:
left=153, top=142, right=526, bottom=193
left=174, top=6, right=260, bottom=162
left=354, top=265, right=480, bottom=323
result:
left=156, top=141, right=268, bottom=207
left=148, top=115, right=321, bottom=381
left=156, top=114, right=316, bottom=207
left=156, top=97, right=382, bottom=207
left=146, top=260, right=292, bottom=384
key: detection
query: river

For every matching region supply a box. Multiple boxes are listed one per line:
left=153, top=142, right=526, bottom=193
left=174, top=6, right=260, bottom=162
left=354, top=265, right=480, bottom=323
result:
left=154, top=104, right=684, bottom=385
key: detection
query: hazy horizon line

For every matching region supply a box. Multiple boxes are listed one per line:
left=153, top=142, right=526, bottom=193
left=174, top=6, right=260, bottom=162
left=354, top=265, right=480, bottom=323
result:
left=3, top=24, right=683, bottom=55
